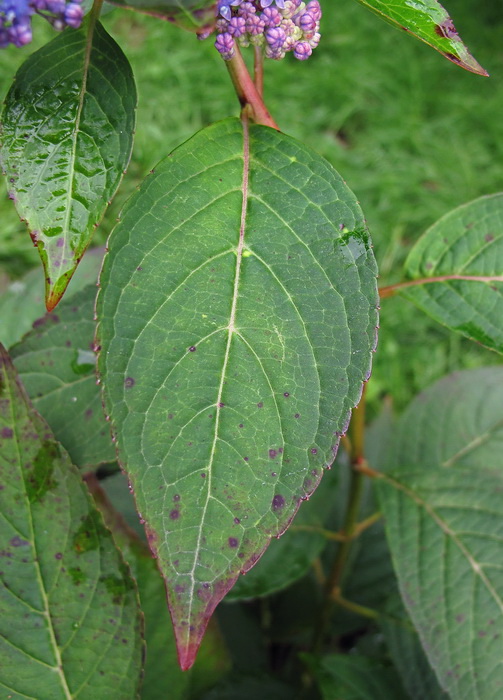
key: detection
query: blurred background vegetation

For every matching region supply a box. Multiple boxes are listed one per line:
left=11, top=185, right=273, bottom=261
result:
left=1, top=0, right=502, bottom=414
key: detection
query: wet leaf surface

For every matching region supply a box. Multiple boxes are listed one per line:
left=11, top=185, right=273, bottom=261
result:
left=0, top=22, right=136, bottom=309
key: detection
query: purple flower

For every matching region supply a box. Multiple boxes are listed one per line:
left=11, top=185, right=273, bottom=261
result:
left=306, top=0, right=321, bottom=21
left=215, top=31, right=235, bottom=59
left=1, top=0, right=83, bottom=48
left=261, top=5, right=281, bottom=26
left=293, top=40, right=312, bottom=60
left=64, top=1, right=81, bottom=28
left=299, top=11, right=316, bottom=33
left=265, top=25, right=286, bottom=49
left=245, top=12, right=265, bottom=35
left=211, top=0, right=322, bottom=62
left=228, top=15, right=246, bottom=36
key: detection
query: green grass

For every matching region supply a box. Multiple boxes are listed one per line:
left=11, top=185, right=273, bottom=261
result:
left=1, top=0, right=502, bottom=412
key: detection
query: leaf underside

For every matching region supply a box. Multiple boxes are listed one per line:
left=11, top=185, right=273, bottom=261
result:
left=355, top=0, right=488, bottom=76
left=97, top=117, right=378, bottom=669
left=402, top=193, right=503, bottom=354
left=0, top=22, right=136, bottom=310
left=0, top=345, right=142, bottom=699
left=378, top=367, right=503, bottom=698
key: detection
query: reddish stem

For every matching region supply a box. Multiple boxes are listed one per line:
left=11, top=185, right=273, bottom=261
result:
left=226, top=46, right=279, bottom=129
left=379, top=273, right=503, bottom=299
left=254, top=45, right=264, bottom=96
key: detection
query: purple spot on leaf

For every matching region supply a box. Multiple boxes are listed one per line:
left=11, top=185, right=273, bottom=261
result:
left=10, top=536, right=29, bottom=547
left=1, top=428, right=13, bottom=439
left=257, top=402, right=263, bottom=408
left=170, top=509, right=180, bottom=520
left=269, top=449, right=277, bottom=459
left=189, top=346, right=197, bottom=352
left=173, top=494, right=180, bottom=502
left=272, top=494, right=285, bottom=511
left=55, top=552, right=63, bottom=560
left=234, top=517, right=241, bottom=524
left=124, top=377, right=135, bottom=388
left=311, top=448, right=318, bottom=454
left=294, top=413, right=300, bottom=419
left=228, top=537, right=239, bottom=548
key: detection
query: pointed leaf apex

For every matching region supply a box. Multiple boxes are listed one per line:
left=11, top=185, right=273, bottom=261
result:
left=44, top=263, right=77, bottom=311
left=169, top=575, right=239, bottom=670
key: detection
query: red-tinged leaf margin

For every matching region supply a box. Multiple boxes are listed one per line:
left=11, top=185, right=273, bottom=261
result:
left=355, top=0, right=488, bottom=76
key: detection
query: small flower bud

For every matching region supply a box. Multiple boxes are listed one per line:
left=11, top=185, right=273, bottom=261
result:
left=265, top=25, right=286, bottom=49
left=293, top=39, right=312, bottom=59
left=215, top=31, right=235, bottom=59
left=228, top=15, right=246, bottom=36
left=261, top=6, right=281, bottom=27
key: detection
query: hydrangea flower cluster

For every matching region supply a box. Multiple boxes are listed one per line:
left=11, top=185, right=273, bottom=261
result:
left=0, top=0, right=82, bottom=48
left=214, top=0, right=321, bottom=61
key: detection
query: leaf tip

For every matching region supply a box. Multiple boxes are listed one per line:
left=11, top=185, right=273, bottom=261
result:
left=168, top=575, right=239, bottom=671
left=44, top=268, right=77, bottom=311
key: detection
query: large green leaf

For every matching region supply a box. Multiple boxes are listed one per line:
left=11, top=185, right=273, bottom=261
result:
left=377, top=368, right=503, bottom=699
left=0, top=22, right=136, bottom=310
left=0, top=345, right=142, bottom=699
left=97, top=117, right=379, bottom=668
left=10, top=285, right=115, bottom=469
left=400, top=193, right=503, bottom=354
left=106, top=0, right=215, bottom=32
left=0, top=247, right=104, bottom=350
left=354, top=0, right=487, bottom=75
left=303, top=654, right=407, bottom=700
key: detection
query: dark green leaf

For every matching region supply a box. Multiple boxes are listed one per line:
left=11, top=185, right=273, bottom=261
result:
left=0, top=247, right=104, bottom=350
left=401, top=193, right=503, bottom=354
left=354, top=0, right=487, bottom=75
left=10, top=285, right=115, bottom=469
left=303, top=653, right=407, bottom=699
left=200, top=674, right=295, bottom=700
left=377, top=367, right=503, bottom=699
left=106, top=0, right=215, bottom=32
left=0, top=345, right=142, bottom=699
left=0, top=22, right=136, bottom=310
left=97, top=118, right=378, bottom=668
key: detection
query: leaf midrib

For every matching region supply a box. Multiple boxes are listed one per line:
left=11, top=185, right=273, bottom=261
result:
left=184, top=116, right=252, bottom=648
